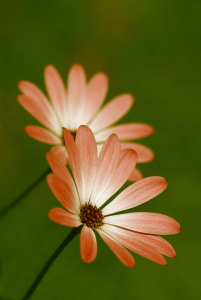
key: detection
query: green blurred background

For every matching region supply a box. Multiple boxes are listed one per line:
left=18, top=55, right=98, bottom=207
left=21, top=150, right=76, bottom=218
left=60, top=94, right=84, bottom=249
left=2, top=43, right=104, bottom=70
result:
left=0, top=1, right=200, bottom=299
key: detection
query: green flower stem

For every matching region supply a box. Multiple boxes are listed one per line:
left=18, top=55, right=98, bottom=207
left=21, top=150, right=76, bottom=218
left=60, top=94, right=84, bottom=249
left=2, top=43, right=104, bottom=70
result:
left=22, top=227, right=81, bottom=300
left=0, top=167, right=51, bottom=218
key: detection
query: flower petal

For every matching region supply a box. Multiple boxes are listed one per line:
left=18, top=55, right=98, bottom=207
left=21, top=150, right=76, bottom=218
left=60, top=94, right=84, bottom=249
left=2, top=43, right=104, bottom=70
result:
left=80, top=225, right=97, bottom=263
left=63, top=127, right=85, bottom=203
left=46, top=152, right=76, bottom=197
left=50, top=145, right=68, bottom=165
left=104, top=212, right=181, bottom=235
left=76, top=126, right=98, bottom=202
left=47, top=174, right=80, bottom=215
left=120, top=142, right=154, bottom=163
left=17, top=81, right=61, bottom=135
left=101, top=224, right=167, bottom=265
left=95, top=123, right=154, bottom=142
left=127, top=231, right=176, bottom=258
left=67, top=64, right=86, bottom=129
left=97, top=144, right=103, bottom=156
left=96, top=228, right=135, bottom=268
left=25, top=125, right=62, bottom=144
left=90, top=134, right=120, bottom=205
left=82, top=72, right=108, bottom=125
left=48, top=208, right=81, bottom=227
left=89, top=94, right=134, bottom=132
left=44, top=65, right=67, bottom=126
left=96, top=149, right=138, bottom=208
left=17, top=94, right=61, bottom=135
left=103, top=176, right=167, bottom=215
left=102, top=224, right=175, bottom=258
left=128, top=167, right=143, bottom=182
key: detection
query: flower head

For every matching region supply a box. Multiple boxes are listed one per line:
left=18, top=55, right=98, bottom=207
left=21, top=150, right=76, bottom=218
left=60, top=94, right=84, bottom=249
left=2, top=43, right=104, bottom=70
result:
left=46, top=126, right=180, bottom=268
left=17, top=64, right=154, bottom=181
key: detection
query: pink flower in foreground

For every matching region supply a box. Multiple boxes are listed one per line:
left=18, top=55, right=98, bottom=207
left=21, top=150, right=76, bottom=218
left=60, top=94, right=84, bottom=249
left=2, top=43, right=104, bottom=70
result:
left=17, top=63, right=154, bottom=181
left=46, top=126, right=180, bottom=268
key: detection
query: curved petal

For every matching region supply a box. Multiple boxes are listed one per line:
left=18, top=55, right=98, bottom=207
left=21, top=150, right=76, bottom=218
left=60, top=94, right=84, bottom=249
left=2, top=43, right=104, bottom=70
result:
left=104, top=213, right=181, bottom=235
left=63, top=127, right=85, bottom=203
left=101, top=224, right=167, bottom=265
left=44, top=65, right=67, bottom=126
left=128, top=167, right=143, bottom=182
left=103, top=176, right=167, bottom=215
left=17, top=95, right=61, bottom=135
left=48, top=208, right=81, bottom=227
left=90, top=134, right=120, bottom=205
left=46, top=152, right=77, bottom=200
left=127, top=231, right=176, bottom=258
left=67, top=64, right=86, bottom=129
left=89, top=94, right=134, bottom=132
left=47, top=174, right=80, bottom=215
left=80, top=226, right=97, bottom=263
left=96, top=229, right=135, bottom=268
left=76, top=126, right=98, bottom=202
left=96, top=149, right=138, bottom=208
left=95, top=123, right=154, bottom=142
left=120, top=142, right=154, bottom=163
left=25, top=125, right=62, bottom=145
left=102, top=224, right=175, bottom=258
left=82, top=72, right=108, bottom=125
left=17, top=81, right=61, bottom=135
left=50, top=145, right=68, bottom=165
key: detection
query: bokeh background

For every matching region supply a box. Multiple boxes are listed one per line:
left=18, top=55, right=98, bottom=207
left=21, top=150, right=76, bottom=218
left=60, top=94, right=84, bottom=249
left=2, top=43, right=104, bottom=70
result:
left=0, top=1, right=200, bottom=299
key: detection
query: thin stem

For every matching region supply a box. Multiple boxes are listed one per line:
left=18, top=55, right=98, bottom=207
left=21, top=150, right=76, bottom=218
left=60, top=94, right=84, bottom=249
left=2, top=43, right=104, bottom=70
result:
left=0, top=167, right=51, bottom=218
left=22, top=227, right=81, bottom=300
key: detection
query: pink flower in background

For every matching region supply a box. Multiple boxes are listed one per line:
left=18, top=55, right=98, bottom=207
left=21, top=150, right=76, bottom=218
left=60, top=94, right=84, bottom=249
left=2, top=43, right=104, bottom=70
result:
left=46, top=126, right=180, bottom=268
left=17, top=64, right=154, bottom=181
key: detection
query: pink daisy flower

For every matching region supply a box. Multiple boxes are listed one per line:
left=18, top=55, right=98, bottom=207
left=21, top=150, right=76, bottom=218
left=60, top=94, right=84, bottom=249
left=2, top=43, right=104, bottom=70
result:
left=17, top=64, right=154, bottom=181
left=46, top=126, right=180, bottom=268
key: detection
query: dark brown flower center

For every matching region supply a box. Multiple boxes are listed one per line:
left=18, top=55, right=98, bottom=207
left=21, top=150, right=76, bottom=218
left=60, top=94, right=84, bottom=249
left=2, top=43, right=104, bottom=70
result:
left=62, top=130, right=77, bottom=144
left=80, top=204, right=104, bottom=228
left=70, top=130, right=77, bottom=141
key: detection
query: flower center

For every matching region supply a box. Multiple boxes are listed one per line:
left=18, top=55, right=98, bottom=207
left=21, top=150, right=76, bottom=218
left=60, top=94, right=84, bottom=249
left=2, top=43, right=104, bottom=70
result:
left=62, top=130, right=77, bottom=144
left=70, top=130, right=77, bottom=141
left=80, top=204, right=104, bottom=228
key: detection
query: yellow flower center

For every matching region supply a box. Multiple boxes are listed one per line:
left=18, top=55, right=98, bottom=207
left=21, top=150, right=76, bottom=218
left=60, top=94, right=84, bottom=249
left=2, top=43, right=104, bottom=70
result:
left=80, top=204, right=104, bottom=228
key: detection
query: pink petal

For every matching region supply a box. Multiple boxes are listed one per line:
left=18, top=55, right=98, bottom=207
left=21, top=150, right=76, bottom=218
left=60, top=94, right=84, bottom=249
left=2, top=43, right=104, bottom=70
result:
left=103, top=176, right=167, bottom=215
left=50, top=145, right=68, bottom=165
left=76, top=126, right=98, bottom=202
left=101, top=224, right=167, bottom=265
left=25, top=125, right=62, bottom=145
left=95, top=123, right=154, bottom=142
left=80, top=225, right=97, bottom=263
left=104, top=212, right=181, bottom=235
left=44, top=65, right=67, bottom=126
left=17, top=95, right=61, bottom=135
left=128, top=167, right=143, bottom=182
left=46, top=152, right=77, bottom=200
left=89, top=94, right=134, bottom=132
left=47, top=174, right=80, bottom=215
left=96, top=229, right=135, bottom=268
left=63, top=127, right=85, bottom=203
left=81, top=72, right=108, bottom=125
left=128, top=231, right=176, bottom=258
left=120, top=142, right=154, bottom=163
left=48, top=208, right=81, bottom=227
left=17, top=81, right=61, bottom=135
left=67, top=64, right=86, bottom=129
left=90, top=134, right=120, bottom=205
left=96, top=149, right=138, bottom=208
left=102, top=224, right=175, bottom=258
